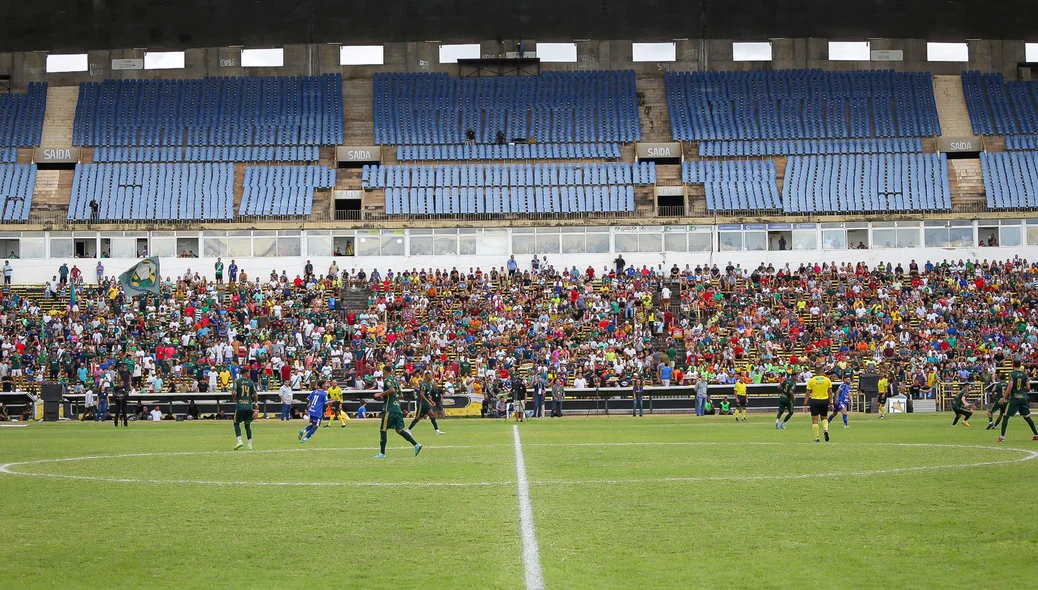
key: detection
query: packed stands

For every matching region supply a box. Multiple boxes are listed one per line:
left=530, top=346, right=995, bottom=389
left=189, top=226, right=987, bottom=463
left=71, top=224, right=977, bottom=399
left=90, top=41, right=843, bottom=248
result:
left=397, top=142, right=621, bottom=161
left=68, top=163, right=234, bottom=222
left=781, top=153, right=951, bottom=213
left=699, top=138, right=923, bottom=157
left=239, top=165, right=336, bottom=217
left=960, top=71, right=1038, bottom=135
left=682, top=160, right=780, bottom=212
left=94, top=145, right=319, bottom=163
left=364, top=162, right=653, bottom=215
left=667, top=70, right=939, bottom=141
left=0, top=82, right=47, bottom=148
left=0, top=164, right=38, bottom=221
left=373, top=71, right=641, bottom=145
left=980, top=151, right=1038, bottom=209
left=73, top=75, right=343, bottom=147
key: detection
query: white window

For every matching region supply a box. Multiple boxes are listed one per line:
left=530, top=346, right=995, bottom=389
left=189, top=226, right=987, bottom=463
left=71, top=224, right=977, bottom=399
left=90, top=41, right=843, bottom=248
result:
left=145, top=51, right=185, bottom=70
left=340, top=45, right=384, bottom=66
left=241, top=48, right=284, bottom=68
left=632, top=42, right=676, bottom=62
left=537, top=42, right=577, bottom=63
left=439, top=44, right=480, bottom=64
left=927, top=42, right=968, bottom=62
left=46, top=54, right=88, bottom=73
left=733, top=42, right=772, bottom=62
left=829, top=41, right=870, bottom=61
left=1027, top=43, right=1038, bottom=63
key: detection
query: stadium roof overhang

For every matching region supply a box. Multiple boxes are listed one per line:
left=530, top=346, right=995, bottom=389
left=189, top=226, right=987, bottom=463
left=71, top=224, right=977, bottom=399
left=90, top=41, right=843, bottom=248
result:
left=4, top=0, right=1038, bottom=54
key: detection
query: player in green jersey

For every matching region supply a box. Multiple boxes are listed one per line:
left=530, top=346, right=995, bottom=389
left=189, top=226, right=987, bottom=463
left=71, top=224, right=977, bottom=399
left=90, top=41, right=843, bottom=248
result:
left=775, top=373, right=795, bottom=430
left=950, top=384, right=975, bottom=427
left=374, top=365, right=423, bottom=458
left=986, top=376, right=1008, bottom=430
left=406, top=371, right=445, bottom=435
left=232, top=377, right=258, bottom=450
left=998, top=360, right=1038, bottom=442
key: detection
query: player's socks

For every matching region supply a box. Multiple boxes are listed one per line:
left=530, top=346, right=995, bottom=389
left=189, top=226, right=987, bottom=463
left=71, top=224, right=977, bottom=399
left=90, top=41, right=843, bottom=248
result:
left=843, top=414, right=848, bottom=427
left=1001, top=418, right=1009, bottom=438
left=783, top=412, right=793, bottom=423
left=247, top=440, right=252, bottom=449
left=430, top=417, right=440, bottom=431
left=399, top=430, right=419, bottom=446
left=812, top=423, right=819, bottom=440
left=380, top=431, right=388, bottom=454
left=822, top=419, right=830, bottom=441
left=1025, top=416, right=1038, bottom=435
left=234, top=423, right=242, bottom=437
left=407, top=416, right=419, bottom=430
left=244, top=423, right=252, bottom=441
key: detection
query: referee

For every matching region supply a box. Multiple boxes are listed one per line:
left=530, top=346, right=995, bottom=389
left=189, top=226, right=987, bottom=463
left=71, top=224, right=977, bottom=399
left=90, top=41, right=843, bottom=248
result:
left=803, top=369, right=834, bottom=442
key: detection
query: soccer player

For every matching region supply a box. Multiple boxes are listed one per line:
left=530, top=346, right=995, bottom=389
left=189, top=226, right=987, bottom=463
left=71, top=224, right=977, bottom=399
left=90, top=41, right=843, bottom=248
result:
left=775, top=371, right=795, bottom=429
left=998, top=360, right=1038, bottom=442
left=827, top=376, right=852, bottom=428
left=374, top=366, right=423, bottom=458
left=112, top=385, right=129, bottom=428
left=876, top=373, right=889, bottom=419
left=733, top=372, right=748, bottom=422
left=406, top=372, right=445, bottom=434
left=232, top=376, right=258, bottom=450
left=299, top=380, right=329, bottom=444
left=804, top=370, right=833, bottom=442
left=324, top=379, right=347, bottom=428
left=950, top=384, right=975, bottom=427
left=986, top=375, right=1008, bottom=430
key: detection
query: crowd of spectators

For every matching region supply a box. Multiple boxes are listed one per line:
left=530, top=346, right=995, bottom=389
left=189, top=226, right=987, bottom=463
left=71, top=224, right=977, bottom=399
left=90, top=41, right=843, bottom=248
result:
left=1, top=254, right=1037, bottom=420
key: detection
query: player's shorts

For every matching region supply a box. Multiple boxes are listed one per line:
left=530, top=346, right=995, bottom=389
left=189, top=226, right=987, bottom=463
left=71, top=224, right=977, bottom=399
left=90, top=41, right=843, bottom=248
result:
left=990, top=402, right=1007, bottom=414
left=952, top=404, right=969, bottom=413
left=417, top=403, right=432, bottom=418
left=1006, top=397, right=1031, bottom=418
left=234, top=408, right=254, bottom=423
left=331, top=401, right=341, bottom=414
left=308, top=415, right=323, bottom=428
left=381, top=411, right=405, bottom=432
left=735, top=395, right=747, bottom=408
left=877, top=394, right=888, bottom=405
left=778, top=400, right=793, bottom=412
left=809, top=399, right=830, bottom=417
left=836, top=402, right=848, bottom=412
left=434, top=400, right=444, bottom=412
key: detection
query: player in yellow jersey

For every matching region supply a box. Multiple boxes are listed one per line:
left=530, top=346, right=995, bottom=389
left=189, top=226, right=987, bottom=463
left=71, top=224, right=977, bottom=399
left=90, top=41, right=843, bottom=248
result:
left=803, top=370, right=834, bottom=442
left=876, top=373, right=889, bottom=419
left=733, top=374, right=748, bottom=422
left=323, top=379, right=347, bottom=428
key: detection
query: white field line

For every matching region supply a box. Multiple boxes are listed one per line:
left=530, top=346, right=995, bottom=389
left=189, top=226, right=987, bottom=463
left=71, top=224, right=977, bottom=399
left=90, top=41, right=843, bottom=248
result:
left=512, top=425, right=545, bottom=590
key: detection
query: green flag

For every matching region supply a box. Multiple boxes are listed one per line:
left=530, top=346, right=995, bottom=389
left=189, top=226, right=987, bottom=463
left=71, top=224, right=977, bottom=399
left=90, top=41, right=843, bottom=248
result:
left=119, top=257, right=160, bottom=297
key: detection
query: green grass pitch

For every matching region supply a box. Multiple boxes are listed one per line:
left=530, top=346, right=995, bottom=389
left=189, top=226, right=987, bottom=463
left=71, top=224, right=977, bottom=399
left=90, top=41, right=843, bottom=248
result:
left=2, top=413, right=1037, bottom=589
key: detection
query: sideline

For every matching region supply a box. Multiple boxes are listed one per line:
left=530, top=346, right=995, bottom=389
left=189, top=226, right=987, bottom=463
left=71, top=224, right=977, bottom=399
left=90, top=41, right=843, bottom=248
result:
left=512, top=425, right=545, bottom=590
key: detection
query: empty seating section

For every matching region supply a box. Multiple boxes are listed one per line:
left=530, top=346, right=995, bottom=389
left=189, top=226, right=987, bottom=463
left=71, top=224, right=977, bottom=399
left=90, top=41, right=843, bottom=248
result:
left=699, top=138, right=923, bottom=157
left=397, top=142, right=621, bottom=161
left=682, top=160, right=780, bottom=211
left=73, top=75, right=343, bottom=147
left=374, top=72, right=640, bottom=145
left=667, top=70, right=939, bottom=141
left=981, top=152, right=1038, bottom=209
left=364, top=162, right=654, bottom=215
left=69, top=163, right=234, bottom=221
left=961, top=72, right=1038, bottom=135
left=94, top=145, right=319, bottom=163
left=0, top=147, right=17, bottom=163
left=239, top=165, right=336, bottom=217
left=781, top=154, right=950, bottom=214
left=0, top=83, right=46, bottom=148
left=0, top=164, right=38, bottom=221
left=1005, top=136, right=1038, bottom=151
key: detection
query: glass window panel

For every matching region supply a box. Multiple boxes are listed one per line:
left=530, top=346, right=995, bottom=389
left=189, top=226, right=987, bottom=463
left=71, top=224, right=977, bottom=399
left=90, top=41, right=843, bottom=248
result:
left=561, top=234, right=586, bottom=254
left=949, top=227, right=973, bottom=246
left=1028, top=226, right=1038, bottom=245
left=481, top=232, right=508, bottom=256
left=459, top=235, right=478, bottom=255
left=356, top=236, right=381, bottom=256
left=688, top=233, right=712, bottom=252
left=379, top=236, right=404, bottom=256
left=227, top=238, right=252, bottom=257
left=896, top=228, right=920, bottom=248
left=20, top=238, right=44, bottom=259
left=1000, top=226, right=1022, bottom=247
left=718, top=232, right=742, bottom=251
left=978, top=227, right=999, bottom=246
left=252, top=230, right=276, bottom=237
left=203, top=237, right=228, bottom=258
left=51, top=239, right=73, bottom=258
left=537, top=234, right=560, bottom=254
left=744, top=231, right=767, bottom=251
left=150, top=238, right=176, bottom=257
left=791, top=230, right=817, bottom=250
left=253, top=237, right=277, bottom=257
left=434, top=236, right=458, bottom=256
left=664, top=233, right=686, bottom=252
left=110, top=238, right=137, bottom=258
left=872, top=229, right=896, bottom=249
left=307, top=235, right=332, bottom=257
left=511, top=234, right=536, bottom=255
left=733, top=42, right=772, bottom=62
left=586, top=233, right=610, bottom=253
left=278, top=237, right=302, bottom=257
left=614, top=234, right=638, bottom=253
left=924, top=228, right=950, bottom=248
left=410, top=236, right=433, bottom=256
left=638, top=233, right=662, bottom=253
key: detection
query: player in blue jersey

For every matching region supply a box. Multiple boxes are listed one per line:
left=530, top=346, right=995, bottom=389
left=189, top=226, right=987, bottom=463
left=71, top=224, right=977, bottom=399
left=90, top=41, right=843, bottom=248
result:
left=298, top=379, right=329, bottom=444
left=827, top=375, right=853, bottom=428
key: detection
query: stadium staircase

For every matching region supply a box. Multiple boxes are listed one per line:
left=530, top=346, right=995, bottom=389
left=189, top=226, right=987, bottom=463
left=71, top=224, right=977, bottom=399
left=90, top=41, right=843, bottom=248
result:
left=31, top=169, right=75, bottom=218
left=636, top=74, right=673, bottom=143
left=932, top=75, right=974, bottom=137
left=343, top=79, right=375, bottom=144
left=948, top=158, right=987, bottom=211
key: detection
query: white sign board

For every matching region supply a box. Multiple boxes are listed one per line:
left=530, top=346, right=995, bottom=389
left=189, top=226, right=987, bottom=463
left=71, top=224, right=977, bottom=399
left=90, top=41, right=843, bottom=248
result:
left=111, top=58, right=145, bottom=70
left=870, top=50, right=904, bottom=62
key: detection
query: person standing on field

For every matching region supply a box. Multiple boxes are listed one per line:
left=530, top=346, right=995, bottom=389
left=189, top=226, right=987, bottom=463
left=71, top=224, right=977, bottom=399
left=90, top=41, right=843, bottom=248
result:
left=551, top=378, right=565, bottom=418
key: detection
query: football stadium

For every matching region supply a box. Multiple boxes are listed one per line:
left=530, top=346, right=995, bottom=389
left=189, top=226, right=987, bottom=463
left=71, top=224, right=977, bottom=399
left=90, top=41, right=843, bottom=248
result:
left=2, top=0, right=1038, bottom=587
